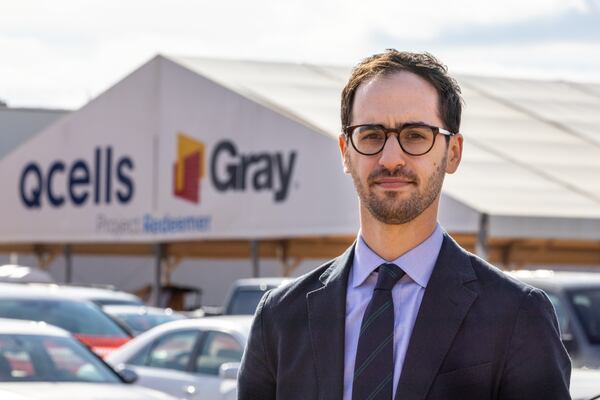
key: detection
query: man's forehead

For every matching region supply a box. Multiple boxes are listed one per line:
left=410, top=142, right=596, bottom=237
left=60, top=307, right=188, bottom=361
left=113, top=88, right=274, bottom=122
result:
left=351, top=71, right=441, bottom=125
left=355, top=70, right=438, bottom=99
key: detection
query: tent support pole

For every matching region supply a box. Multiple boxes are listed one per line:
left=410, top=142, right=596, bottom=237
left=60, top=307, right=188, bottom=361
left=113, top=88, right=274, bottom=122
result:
left=251, top=240, right=260, bottom=278
left=154, top=243, right=166, bottom=306
left=475, top=213, right=490, bottom=261
left=64, top=244, right=72, bottom=283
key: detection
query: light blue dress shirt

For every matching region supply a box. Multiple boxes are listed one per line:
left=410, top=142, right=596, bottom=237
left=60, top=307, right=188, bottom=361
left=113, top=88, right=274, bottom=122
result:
left=343, top=224, right=444, bottom=400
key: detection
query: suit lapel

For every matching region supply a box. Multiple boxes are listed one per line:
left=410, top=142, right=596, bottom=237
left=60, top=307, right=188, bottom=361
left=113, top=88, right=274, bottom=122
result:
left=307, top=245, right=354, bottom=400
left=395, top=234, right=479, bottom=400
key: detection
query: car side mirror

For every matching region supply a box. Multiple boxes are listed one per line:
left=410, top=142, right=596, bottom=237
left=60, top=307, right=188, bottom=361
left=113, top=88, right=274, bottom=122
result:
left=117, top=366, right=139, bottom=384
left=219, top=362, right=240, bottom=381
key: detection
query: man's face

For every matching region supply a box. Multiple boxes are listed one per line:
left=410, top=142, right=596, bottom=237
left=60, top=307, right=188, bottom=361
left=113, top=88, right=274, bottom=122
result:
left=339, top=71, right=462, bottom=225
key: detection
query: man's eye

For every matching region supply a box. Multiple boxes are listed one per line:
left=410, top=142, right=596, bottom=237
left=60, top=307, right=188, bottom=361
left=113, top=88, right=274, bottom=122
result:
left=359, top=130, right=385, bottom=141
left=403, top=130, right=428, bottom=141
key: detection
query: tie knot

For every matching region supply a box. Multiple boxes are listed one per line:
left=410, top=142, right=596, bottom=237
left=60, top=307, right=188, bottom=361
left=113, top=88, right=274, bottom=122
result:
left=375, top=263, right=404, bottom=290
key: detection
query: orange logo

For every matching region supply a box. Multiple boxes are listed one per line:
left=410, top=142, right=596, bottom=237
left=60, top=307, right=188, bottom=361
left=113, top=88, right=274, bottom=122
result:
left=173, top=132, right=205, bottom=203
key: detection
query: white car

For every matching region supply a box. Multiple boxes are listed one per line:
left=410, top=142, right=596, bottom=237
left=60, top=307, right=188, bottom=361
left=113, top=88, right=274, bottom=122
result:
left=0, top=318, right=176, bottom=400
left=107, top=316, right=252, bottom=400
left=47, top=284, right=144, bottom=307
left=571, top=368, right=600, bottom=400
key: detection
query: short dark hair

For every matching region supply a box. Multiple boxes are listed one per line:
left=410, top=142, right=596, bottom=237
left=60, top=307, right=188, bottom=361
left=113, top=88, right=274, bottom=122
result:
left=341, top=49, right=463, bottom=134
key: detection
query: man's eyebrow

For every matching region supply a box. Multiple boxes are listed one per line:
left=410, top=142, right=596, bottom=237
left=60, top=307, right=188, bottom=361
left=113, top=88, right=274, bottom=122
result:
left=374, top=121, right=430, bottom=128
left=400, top=120, right=429, bottom=126
left=355, top=120, right=432, bottom=128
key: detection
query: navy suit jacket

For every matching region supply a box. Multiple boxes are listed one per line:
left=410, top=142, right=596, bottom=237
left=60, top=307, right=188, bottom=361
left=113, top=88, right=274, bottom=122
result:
left=238, top=234, right=571, bottom=399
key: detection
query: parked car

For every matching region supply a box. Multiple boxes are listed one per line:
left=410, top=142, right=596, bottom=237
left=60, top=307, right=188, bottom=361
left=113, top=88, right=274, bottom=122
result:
left=0, top=283, right=132, bottom=357
left=52, top=284, right=144, bottom=307
left=102, top=305, right=186, bottom=336
left=0, top=318, right=176, bottom=400
left=510, top=270, right=600, bottom=368
left=221, top=277, right=291, bottom=315
left=107, top=316, right=252, bottom=400
left=0, top=265, right=54, bottom=284
left=571, top=368, right=600, bottom=400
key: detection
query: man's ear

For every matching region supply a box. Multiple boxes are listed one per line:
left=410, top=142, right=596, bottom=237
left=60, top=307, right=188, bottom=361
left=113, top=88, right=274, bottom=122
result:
left=445, top=133, right=463, bottom=174
left=339, top=134, right=350, bottom=174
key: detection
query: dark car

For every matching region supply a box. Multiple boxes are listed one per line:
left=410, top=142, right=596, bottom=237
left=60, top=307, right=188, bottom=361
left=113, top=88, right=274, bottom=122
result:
left=222, top=278, right=291, bottom=315
left=102, top=306, right=186, bottom=336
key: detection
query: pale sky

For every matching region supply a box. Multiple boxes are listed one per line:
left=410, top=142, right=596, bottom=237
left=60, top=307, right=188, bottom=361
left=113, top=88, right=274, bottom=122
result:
left=2, top=0, right=600, bottom=110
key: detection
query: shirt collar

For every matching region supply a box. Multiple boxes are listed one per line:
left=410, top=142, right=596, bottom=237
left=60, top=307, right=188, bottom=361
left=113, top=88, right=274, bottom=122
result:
left=351, top=223, right=444, bottom=289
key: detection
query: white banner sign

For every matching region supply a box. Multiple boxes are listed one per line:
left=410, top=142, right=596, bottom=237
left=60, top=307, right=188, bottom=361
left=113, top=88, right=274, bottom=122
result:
left=0, top=57, right=358, bottom=243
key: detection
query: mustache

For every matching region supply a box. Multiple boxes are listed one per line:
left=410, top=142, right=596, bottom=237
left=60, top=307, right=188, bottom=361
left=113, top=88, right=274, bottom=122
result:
left=367, top=167, right=418, bottom=185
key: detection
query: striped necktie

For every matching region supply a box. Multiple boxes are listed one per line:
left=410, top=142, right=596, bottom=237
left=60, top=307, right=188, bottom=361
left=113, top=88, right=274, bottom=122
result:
left=352, top=263, right=405, bottom=400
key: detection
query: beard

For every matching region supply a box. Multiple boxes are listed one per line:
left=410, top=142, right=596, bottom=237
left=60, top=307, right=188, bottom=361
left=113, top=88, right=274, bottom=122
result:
left=347, top=153, right=447, bottom=225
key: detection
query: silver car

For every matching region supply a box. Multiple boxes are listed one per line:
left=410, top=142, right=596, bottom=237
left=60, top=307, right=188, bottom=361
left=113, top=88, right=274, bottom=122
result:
left=0, top=318, right=176, bottom=400
left=510, top=270, right=600, bottom=369
left=107, top=316, right=252, bottom=400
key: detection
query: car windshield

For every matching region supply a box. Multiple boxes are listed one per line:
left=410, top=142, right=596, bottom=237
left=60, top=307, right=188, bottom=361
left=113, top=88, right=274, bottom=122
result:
left=0, top=334, right=121, bottom=383
left=111, top=312, right=185, bottom=335
left=568, top=288, right=600, bottom=345
left=0, top=299, right=128, bottom=338
left=228, top=289, right=270, bottom=315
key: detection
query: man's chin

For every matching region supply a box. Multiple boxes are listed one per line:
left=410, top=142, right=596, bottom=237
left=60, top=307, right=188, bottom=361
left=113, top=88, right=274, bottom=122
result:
left=365, top=201, right=421, bottom=225
left=369, top=210, right=419, bottom=225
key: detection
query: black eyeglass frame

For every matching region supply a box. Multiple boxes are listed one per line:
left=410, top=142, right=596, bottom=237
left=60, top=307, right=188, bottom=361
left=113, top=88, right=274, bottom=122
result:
left=343, top=123, right=456, bottom=156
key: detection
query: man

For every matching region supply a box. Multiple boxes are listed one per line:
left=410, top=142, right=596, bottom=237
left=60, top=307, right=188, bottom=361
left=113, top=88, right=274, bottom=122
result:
left=238, top=50, right=571, bottom=400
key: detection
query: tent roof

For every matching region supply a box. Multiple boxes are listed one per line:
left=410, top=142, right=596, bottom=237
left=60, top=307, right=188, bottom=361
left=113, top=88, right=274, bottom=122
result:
left=0, top=107, right=68, bottom=159
left=168, top=55, right=600, bottom=224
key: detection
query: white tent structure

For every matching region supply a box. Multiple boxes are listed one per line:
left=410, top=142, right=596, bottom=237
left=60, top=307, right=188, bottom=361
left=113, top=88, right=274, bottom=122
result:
left=1, top=55, right=599, bottom=280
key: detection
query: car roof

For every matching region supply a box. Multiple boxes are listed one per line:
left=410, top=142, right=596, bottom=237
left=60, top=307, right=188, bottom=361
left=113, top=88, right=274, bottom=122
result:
left=0, top=282, right=95, bottom=301
left=0, top=318, right=70, bottom=337
left=0, top=264, right=55, bottom=284
left=53, top=285, right=142, bottom=303
left=508, top=270, right=600, bottom=291
left=144, top=315, right=253, bottom=338
left=232, top=277, right=291, bottom=289
left=0, top=282, right=141, bottom=303
left=102, top=305, right=180, bottom=316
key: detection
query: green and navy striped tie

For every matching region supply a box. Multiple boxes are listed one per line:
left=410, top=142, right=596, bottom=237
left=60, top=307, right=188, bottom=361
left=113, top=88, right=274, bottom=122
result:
left=352, top=263, right=404, bottom=400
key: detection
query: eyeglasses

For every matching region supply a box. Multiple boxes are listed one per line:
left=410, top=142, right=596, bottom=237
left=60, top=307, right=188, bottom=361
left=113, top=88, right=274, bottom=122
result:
left=344, top=123, right=456, bottom=156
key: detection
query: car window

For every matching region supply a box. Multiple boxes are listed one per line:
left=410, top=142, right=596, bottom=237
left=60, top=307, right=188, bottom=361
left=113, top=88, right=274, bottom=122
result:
left=568, top=289, right=600, bottom=345
left=0, top=299, right=128, bottom=338
left=545, top=293, right=570, bottom=335
left=227, top=289, right=270, bottom=315
left=0, top=334, right=120, bottom=383
left=194, top=331, right=243, bottom=376
left=112, top=313, right=185, bottom=336
left=144, top=330, right=199, bottom=371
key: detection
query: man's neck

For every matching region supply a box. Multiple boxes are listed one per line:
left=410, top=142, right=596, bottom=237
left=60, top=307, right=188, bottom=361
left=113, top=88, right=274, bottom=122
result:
left=359, top=202, right=439, bottom=261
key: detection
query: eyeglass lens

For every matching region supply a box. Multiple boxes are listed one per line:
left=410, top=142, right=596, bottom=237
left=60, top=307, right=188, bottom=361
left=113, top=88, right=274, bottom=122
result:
left=351, top=125, right=435, bottom=155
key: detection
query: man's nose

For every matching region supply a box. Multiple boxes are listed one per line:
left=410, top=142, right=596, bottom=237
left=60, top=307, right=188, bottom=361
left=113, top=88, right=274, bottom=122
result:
left=378, top=134, right=408, bottom=171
